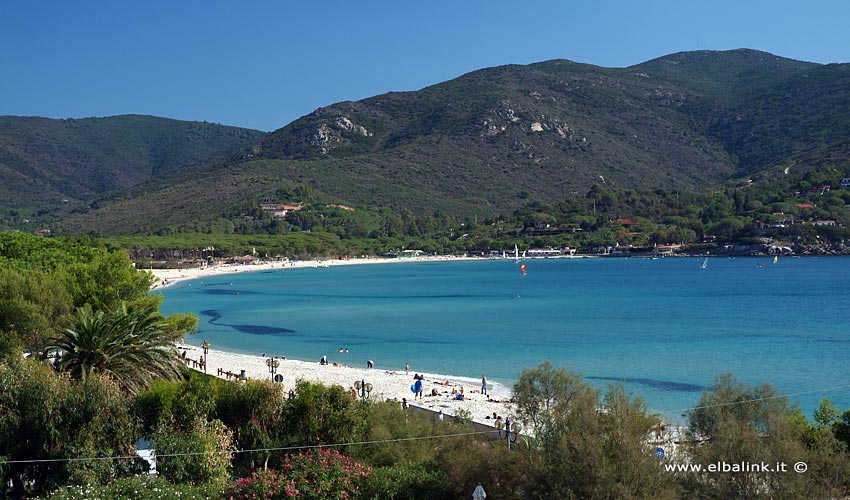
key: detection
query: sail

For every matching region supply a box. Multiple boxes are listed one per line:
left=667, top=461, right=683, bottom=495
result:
left=773, top=255, right=779, bottom=264
left=520, top=263, right=527, bottom=275
left=700, top=258, right=708, bottom=269
left=514, top=245, right=519, bottom=263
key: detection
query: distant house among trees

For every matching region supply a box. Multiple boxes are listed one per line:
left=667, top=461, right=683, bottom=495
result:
left=813, top=220, right=838, bottom=227
left=259, top=203, right=302, bottom=219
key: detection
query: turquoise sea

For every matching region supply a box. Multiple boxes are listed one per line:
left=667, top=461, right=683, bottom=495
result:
left=157, top=257, right=850, bottom=422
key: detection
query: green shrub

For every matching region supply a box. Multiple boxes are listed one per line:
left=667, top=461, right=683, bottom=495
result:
left=42, top=475, right=219, bottom=499
left=360, top=462, right=452, bottom=500
left=154, top=416, right=233, bottom=485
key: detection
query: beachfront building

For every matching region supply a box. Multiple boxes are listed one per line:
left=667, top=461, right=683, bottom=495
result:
left=525, top=247, right=576, bottom=257
left=654, top=244, right=682, bottom=256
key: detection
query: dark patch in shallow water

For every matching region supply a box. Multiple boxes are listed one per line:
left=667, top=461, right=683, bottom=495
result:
left=588, top=376, right=707, bottom=393
left=229, top=324, right=295, bottom=335
left=200, top=309, right=223, bottom=322
left=201, top=288, right=257, bottom=295
left=198, top=309, right=295, bottom=335
left=815, top=337, right=850, bottom=344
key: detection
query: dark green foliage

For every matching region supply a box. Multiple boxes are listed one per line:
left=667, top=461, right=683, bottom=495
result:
left=351, top=401, right=464, bottom=467
left=511, top=362, right=679, bottom=499
left=0, top=267, right=72, bottom=357
left=683, top=374, right=850, bottom=499
left=512, top=360, right=586, bottom=439
left=360, top=462, right=452, bottom=500
left=436, top=438, right=537, bottom=500
left=213, top=379, right=286, bottom=474
left=153, top=415, right=233, bottom=486
left=0, top=232, right=153, bottom=310
left=281, top=379, right=367, bottom=447
left=50, top=304, right=185, bottom=395
left=0, top=360, right=141, bottom=498
left=0, top=232, right=194, bottom=359
left=134, top=378, right=181, bottom=437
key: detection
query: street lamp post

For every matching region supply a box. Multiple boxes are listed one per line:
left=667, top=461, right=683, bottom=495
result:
left=265, top=357, right=280, bottom=379
left=354, top=379, right=373, bottom=399
left=494, top=417, right=522, bottom=450
left=199, top=341, right=210, bottom=373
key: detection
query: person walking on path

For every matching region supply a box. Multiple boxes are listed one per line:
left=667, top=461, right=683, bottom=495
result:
left=481, top=374, right=488, bottom=395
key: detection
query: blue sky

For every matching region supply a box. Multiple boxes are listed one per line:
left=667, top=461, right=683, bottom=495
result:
left=2, top=1, right=848, bottom=131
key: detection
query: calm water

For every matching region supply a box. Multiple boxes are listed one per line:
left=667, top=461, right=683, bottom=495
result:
left=157, top=257, right=850, bottom=421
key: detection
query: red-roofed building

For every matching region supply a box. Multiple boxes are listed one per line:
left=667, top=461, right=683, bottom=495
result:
left=655, top=244, right=682, bottom=255
left=259, top=203, right=302, bottom=219
left=795, top=203, right=816, bottom=210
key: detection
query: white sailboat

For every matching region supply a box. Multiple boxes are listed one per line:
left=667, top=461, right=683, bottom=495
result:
left=700, top=257, right=708, bottom=269
left=514, top=244, right=519, bottom=263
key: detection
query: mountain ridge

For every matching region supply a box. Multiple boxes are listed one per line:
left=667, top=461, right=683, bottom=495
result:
left=0, top=114, right=265, bottom=215
left=4, top=49, right=850, bottom=235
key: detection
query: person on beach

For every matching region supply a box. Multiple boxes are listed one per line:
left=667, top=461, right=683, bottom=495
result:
left=405, top=362, right=409, bottom=374
left=320, top=355, right=328, bottom=365
left=414, top=377, right=423, bottom=400
left=402, top=397, right=409, bottom=410
left=481, top=374, right=488, bottom=395
left=367, top=360, right=374, bottom=368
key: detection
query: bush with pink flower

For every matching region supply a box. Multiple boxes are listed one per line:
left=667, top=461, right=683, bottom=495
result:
left=222, top=448, right=370, bottom=499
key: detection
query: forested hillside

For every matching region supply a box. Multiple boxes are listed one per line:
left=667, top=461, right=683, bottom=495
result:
left=5, top=50, right=850, bottom=242
left=0, top=114, right=264, bottom=218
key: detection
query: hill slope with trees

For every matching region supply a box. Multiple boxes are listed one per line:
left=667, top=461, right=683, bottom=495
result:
left=6, top=49, right=850, bottom=238
left=0, top=114, right=264, bottom=220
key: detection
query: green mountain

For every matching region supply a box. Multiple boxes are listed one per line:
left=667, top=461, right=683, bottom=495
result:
left=14, top=49, right=850, bottom=235
left=0, top=114, right=265, bottom=215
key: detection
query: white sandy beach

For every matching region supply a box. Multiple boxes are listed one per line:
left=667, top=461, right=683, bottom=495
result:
left=151, top=257, right=518, bottom=426
left=180, top=345, right=515, bottom=427
left=148, top=255, right=478, bottom=290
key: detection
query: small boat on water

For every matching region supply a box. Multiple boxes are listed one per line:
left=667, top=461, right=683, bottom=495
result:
left=700, top=257, right=708, bottom=269
left=773, top=255, right=779, bottom=264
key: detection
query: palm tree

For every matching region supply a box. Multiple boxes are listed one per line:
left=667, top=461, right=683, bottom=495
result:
left=50, top=304, right=183, bottom=394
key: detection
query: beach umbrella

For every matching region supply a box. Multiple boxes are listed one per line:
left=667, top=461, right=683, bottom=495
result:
left=472, top=482, right=486, bottom=500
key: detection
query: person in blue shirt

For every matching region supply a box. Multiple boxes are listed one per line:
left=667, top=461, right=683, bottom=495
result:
left=414, top=377, right=424, bottom=400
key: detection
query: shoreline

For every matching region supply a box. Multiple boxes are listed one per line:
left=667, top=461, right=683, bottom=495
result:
left=148, top=256, right=690, bottom=433
left=179, top=344, right=516, bottom=427
left=147, top=255, right=480, bottom=290
left=152, top=256, right=517, bottom=425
